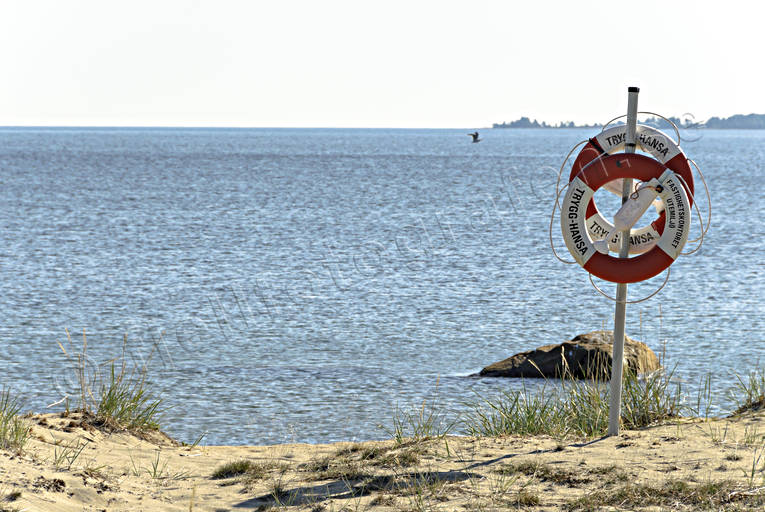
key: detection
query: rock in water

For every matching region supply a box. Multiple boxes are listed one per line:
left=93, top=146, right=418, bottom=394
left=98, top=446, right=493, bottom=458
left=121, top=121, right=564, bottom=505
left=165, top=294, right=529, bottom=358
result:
left=478, top=331, right=660, bottom=379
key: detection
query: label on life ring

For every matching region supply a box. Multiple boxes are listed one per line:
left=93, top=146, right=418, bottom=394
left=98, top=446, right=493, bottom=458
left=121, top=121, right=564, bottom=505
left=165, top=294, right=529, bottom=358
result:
left=586, top=212, right=660, bottom=255
left=656, top=173, right=690, bottom=259
left=593, top=125, right=682, bottom=164
left=562, top=182, right=597, bottom=266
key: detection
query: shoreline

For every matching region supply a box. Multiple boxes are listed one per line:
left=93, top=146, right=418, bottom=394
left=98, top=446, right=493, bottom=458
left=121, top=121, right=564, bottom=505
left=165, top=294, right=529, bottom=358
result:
left=2, top=409, right=764, bottom=511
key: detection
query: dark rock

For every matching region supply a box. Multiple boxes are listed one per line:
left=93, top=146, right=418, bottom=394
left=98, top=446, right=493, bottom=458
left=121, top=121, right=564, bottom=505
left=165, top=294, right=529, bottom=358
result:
left=478, top=331, right=660, bottom=379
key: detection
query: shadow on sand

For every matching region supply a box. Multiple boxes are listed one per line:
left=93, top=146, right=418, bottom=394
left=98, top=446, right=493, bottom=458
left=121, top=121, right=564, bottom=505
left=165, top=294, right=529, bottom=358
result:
left=233, top=469, right=478, bottom=508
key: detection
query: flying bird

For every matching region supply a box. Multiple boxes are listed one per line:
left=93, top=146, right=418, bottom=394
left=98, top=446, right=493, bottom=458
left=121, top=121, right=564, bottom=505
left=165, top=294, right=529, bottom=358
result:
left=468, top=131, right=481, bottom=143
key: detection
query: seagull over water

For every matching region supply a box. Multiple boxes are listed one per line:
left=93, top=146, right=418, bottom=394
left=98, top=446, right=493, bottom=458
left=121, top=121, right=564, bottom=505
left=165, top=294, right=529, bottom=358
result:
left=468, top=131, right=481, bottom=143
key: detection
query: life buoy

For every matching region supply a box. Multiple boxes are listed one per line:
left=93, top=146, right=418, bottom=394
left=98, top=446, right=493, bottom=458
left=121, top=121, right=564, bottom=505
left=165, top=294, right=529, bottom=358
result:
left=569, top=125, right=694, bottom=255
left=561, top=153, right=690, bottom=283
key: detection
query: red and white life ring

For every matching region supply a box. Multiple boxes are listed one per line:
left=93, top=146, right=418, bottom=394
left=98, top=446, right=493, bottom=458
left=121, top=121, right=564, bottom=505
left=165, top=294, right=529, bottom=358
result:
left=561, top=153, right=690, bottom=283
left=569, top=125, right=694, bottom=255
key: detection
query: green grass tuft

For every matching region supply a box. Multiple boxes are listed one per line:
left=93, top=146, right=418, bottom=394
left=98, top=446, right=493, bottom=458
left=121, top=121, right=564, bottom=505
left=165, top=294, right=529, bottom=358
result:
left=95, top=360, right=163, bottom=431
left=515, top=488, right=540, bottom=506
left=231, top=461, right=290, bottom=490
left=383, top=379, right=457, bottom=445
left=564, top=478, right=764, bottom=511
left=58, top=330, right=164, bottom=433
left=623, top=367, right=682, bottom=425
left=464, top=368, right=682, bottom=439
left=730, top=367, right=765, bottom=415
left=497, top=461, right=590, bottom=486
left=0, top=389, right=29, bottom=454
left=51, top=436, right=87, bottom=470
left=212, top=460, right=258, bottom=479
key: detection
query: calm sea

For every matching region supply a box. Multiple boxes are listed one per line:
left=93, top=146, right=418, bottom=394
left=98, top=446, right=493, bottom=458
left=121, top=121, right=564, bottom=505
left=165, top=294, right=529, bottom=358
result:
left=0, top=127, right=762, bottom=445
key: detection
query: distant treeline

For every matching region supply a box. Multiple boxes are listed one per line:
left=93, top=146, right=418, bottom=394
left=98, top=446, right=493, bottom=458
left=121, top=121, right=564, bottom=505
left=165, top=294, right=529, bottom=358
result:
left=492, top=117, right=600, bottom=129
left=703, top=113, right=765, bottom=129
left=493, top=113, right=765, bottom=129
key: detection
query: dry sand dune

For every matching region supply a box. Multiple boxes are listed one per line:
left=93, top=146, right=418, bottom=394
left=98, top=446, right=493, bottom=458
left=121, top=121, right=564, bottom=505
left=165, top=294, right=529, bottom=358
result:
left=2, top=410, right=765, bottom=511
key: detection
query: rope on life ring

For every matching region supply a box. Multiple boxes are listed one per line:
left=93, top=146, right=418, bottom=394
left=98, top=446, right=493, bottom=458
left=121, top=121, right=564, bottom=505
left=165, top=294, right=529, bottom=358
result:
left=569, top=124, right=694, bottom=255
left=560, top=153, right=691, bottom=284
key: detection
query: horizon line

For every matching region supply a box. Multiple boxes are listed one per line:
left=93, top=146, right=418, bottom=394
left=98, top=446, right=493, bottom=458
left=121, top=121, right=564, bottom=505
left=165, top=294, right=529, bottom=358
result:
left=0, top=125, right=494, bottom=130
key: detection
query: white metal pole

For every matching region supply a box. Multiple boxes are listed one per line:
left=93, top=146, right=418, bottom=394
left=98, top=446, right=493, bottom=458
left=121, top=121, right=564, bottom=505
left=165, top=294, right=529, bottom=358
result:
left=608, top=86, right=639, bottom=436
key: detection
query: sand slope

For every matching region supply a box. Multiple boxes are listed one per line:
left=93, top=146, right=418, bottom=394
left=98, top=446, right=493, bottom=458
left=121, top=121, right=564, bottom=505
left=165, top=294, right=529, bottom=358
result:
left=1, top=410, right=764, bottom=511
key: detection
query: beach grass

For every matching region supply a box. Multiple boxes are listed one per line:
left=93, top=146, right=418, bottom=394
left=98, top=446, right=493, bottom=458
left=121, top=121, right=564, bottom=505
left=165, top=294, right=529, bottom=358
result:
left=463, top=368, right=682, bottom=439
left=496, top=460, right=591, bottom=486
left=127, top=450, right=189, bottom=481
left=0, top=493, right=23, bottom=512
left=211, top=459, right=290, bottom=493
left=563, top=478, right=765, bottom=511
left=384, top=379, right=457, bottom=446
left=58, top=329, right=164, bottom=433
left=211, top=460, right=260, bottom=480
left=95, top=359, right=163, bottom=431
left=621, top=366, right=682, bottom=426
left=0, top=388, right=29, bottom=454
left=51, top=436, right=87, bottom=470
left=730, top=367, right=765, bottom=414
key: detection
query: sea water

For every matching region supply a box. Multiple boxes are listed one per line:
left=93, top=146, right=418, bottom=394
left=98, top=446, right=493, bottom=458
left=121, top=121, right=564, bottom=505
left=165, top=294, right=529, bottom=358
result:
left=0, top=127, right=762, bottom=445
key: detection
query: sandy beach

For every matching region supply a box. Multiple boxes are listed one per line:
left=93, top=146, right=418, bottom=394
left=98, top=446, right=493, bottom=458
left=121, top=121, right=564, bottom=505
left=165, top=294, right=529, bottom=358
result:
left=2, top=409, right=764, bottom=511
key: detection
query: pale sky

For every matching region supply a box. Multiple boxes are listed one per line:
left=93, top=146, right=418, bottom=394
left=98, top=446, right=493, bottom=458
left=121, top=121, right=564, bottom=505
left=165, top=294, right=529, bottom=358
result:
left=0, top=0, right=762, bottom=128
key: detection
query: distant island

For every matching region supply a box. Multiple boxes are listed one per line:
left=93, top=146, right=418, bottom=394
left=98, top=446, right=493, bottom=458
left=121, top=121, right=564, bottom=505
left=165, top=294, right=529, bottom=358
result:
left=493, top=113, right=765, bottom=129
